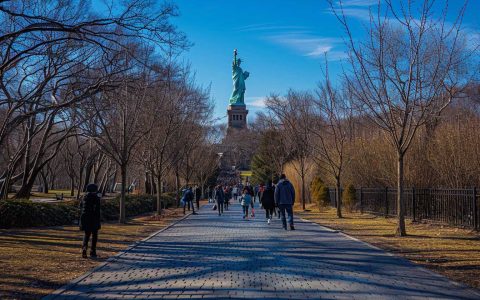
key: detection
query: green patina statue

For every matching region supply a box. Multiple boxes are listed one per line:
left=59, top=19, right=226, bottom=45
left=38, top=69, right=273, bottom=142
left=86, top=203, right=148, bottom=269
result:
left=229, top=49, right=249, bottom=105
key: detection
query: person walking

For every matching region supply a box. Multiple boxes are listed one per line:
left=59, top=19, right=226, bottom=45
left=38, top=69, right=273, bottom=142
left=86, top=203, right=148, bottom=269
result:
left=195, top=185, right=201, bottom=210
left=260, top=180, right=275, bottom=224
left=232, top=185, right=238, bottom=202
left=240, top=187, right=252, bottom=219
left=208, top=186, right=214, bottom=203
left=274, top=174, right=296, bottom=230
left=225, top=186, right=233, bottom=210
left=183, top=187, right=196, bottom=215
left=79, top=183, right=101, bottom=258
left=214, top=184, right=225, bottom=216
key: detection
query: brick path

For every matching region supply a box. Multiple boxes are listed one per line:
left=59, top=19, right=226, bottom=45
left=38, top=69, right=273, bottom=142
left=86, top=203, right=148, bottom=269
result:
left=46, top=202, right=480, bottom=299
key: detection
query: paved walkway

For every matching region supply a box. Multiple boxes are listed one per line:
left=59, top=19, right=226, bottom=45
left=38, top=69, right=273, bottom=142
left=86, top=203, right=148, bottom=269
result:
left=46, top=203, right=480, bottom=299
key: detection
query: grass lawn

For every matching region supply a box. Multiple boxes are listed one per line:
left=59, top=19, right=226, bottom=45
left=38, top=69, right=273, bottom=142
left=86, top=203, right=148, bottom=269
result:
left=296, top=203, right=480, bottom=290
left=0, top=207, right=186, bottom=300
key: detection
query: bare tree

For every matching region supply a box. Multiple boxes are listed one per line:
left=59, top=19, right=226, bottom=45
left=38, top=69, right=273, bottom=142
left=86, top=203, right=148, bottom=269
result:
left=330, top=0, right=473, bottom=235
left=267, top=91, right=314, bottom=210
left=310, top=59, right=353, bottom=218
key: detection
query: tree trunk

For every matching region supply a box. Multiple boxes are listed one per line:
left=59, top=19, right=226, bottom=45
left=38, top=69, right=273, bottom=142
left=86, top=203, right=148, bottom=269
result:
left=83, top=161, right=94, bottom=191
left=336, top=177, right=342, bottom=218
left=70, top=177, right=75, bottom=197
left=175, top=168, right=180, bottom=208
left=15, top=178, right=35, bottom=199
left=156, top=174, right=163, bottom=215
left=396, top=152, right=407, bottom=236
left=76, top=168, right=84, bottom=200
left=49, top=174, right=56, bottom=190
left=40, top=171, right=49, bottom=194
left=150, top=172, right=156, bottom=195
left=301, top=173, right=306, bottom=210
left=145, top=171, right=151, bottom=194
left=120, top=164, right=127, bottom=223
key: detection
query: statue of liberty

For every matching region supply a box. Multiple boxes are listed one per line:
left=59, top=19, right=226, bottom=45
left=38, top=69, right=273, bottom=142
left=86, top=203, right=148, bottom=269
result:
left=229, top=49, right=250, bottom=105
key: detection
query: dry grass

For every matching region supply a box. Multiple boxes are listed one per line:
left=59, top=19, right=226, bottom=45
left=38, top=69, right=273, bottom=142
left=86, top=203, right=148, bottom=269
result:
left=0, top=207, right=186, bottom=300
left=296, top=203, right=480, bottom=290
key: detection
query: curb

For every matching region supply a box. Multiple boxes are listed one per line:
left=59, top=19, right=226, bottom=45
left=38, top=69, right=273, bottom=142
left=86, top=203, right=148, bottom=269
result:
left=43, top=210, right=195, bottom=300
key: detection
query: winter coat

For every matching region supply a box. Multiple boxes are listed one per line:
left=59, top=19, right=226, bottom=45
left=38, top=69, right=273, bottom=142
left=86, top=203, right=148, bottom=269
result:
left=195, top=188, right=201, bottom=201
left=261, top=186, right=275, bottom=210
left=274, top=179, right=295, bottom=206
left=240, top=193, right=252, bottom=207
left=79, top=192, right=101, bottom=231
left=215, top=188, right=225, bottom=203
left=184, top=189, right=194, bottom=202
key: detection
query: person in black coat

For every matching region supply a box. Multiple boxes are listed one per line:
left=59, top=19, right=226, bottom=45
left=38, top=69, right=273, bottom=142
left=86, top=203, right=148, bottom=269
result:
left=195, top=186, right=201, bottom=210
left=79, top=183, right=101, bottom=258
left=260, top=180, right=276, bottom=224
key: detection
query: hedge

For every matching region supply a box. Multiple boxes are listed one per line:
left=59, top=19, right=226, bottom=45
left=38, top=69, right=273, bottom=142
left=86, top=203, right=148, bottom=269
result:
left=0, top=193, right=176, bottom=229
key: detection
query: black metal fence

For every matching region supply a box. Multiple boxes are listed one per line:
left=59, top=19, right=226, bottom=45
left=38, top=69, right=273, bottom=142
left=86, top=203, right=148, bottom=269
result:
left=329, top=187, right=479, bottom=230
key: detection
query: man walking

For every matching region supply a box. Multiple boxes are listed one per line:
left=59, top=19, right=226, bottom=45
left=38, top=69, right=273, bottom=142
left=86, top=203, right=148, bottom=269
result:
left=214, top=184, right=225, bottom=216
left=195, top=185, right=201, bottom=210
left=183, top=187, right=197, bottom=215
left=274, top=174, right=296, bottom=230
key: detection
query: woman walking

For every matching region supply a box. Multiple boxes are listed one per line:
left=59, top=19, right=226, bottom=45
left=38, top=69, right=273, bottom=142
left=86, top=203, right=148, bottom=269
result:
left=79, top=183, right=101, bottom=258
left=215, top=184, right=225, bottom=216
left=240, top=187, right=252, bottom=219
left=224, top=186, right=231, bottom=211
left=260, top=180, right=275, bottom=224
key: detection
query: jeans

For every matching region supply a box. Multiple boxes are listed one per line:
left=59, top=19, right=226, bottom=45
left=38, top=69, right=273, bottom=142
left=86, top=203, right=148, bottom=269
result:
left=82, top=230, right=98, bottom=252
left=278, top=204, right=294, bottom=228
left=216, top=201, right=224, bottom=215
left=242, top=205, right=249, bottom=218
left=183, top=201, right=195, bottom=214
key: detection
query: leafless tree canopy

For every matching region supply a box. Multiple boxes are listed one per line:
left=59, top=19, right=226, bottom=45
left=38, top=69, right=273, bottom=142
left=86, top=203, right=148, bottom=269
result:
left=0, top=0, right=218, bottom=224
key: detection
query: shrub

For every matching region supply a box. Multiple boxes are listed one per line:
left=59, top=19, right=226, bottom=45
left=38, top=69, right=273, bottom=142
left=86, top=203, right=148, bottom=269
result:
left=310, top=176, right=330, bottom=210
left=318, top=185, right=331, bottom=208
left=0, top=194, right=162, bottom=228
left=343, top=184, right=357, bottom=212
left=0, top=199, right=78, bottom=228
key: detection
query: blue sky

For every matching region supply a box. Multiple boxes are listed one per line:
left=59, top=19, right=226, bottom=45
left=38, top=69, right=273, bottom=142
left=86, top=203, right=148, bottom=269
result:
left=171, top=0, right=479, bottom=122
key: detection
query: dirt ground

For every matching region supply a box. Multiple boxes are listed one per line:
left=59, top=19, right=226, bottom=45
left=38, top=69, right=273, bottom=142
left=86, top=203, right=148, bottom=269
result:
left=296, top=204, right=480, bottom=290
left=0, top=207, right=186, bottom=300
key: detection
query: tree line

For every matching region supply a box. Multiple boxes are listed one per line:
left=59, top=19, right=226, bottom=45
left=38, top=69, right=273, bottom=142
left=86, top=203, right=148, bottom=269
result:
left=0, top=0, right=219, bottom=222
left=251, top=0, right=479, bottom=236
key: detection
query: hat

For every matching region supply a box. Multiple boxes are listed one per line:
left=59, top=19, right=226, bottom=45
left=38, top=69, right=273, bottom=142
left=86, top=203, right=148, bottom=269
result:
left=86, top=183, right=98, bottom=193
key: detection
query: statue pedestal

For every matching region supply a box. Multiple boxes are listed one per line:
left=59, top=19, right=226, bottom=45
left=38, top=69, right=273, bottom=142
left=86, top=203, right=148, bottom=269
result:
left=227, top=104, right=248, bottom=130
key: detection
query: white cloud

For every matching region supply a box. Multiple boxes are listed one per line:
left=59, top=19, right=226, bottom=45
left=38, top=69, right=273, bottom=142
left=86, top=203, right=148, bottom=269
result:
left=266, top=33, right=347, bottom=60
left=245, top=96, right=267, bottom=108
left=324, top=0, right=378, bottom=22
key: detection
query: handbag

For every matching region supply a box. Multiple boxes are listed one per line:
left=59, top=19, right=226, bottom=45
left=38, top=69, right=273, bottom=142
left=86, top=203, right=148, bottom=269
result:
left=212, top=204, right=217, bottom=210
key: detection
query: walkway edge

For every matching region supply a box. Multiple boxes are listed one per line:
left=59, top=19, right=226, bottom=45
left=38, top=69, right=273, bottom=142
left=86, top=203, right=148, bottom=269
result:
left=299, top=216, right=480, bottom=298
left=43, top=211, right=194, bottom=300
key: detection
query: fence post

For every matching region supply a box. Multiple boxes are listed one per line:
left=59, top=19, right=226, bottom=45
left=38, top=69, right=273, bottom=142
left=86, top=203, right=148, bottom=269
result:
left=412, top=187, right=416, bottom=223
left=474, top=187, right=478, bottom=230
left=360, top=187, right=363, bottom=214
left=385, top=187, right=389, bottom=217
